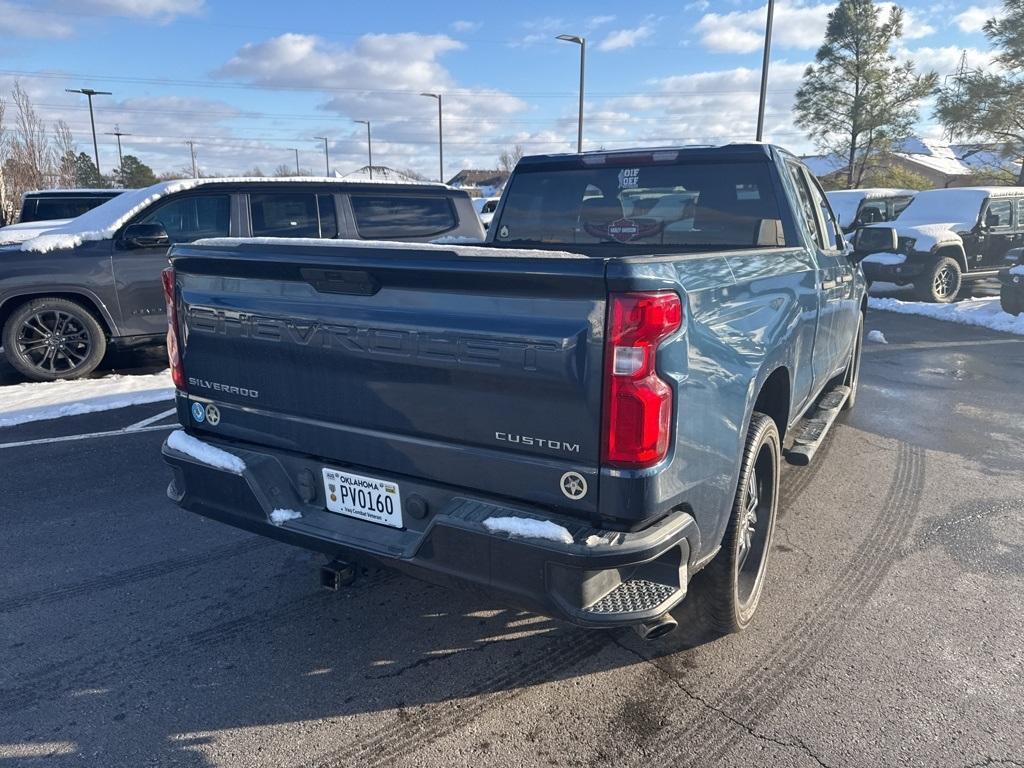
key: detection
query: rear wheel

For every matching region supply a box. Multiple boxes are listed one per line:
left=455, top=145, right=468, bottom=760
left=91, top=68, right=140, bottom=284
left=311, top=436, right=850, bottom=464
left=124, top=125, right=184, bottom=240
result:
left=2, top=298, right=106, bottom=381
left=1002, top=289, right=1023, bottom=316
left=914, top=256, right=961, bottom=303
left=690, top=412, right=780, bottom=634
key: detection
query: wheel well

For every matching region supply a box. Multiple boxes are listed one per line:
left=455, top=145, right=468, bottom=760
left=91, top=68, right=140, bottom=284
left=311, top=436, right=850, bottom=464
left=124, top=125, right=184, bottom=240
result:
left=0, top=293, right=112, bottom=338
left=753, top=367, right=791, bottom=443
left=935, top=245, right=967, bottom=272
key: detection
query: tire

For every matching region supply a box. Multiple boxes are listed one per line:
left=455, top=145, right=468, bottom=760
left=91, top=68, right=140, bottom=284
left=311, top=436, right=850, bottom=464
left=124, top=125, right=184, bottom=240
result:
left=689, top=412, right=781, bottom=635
left=1002, top=290, right=1023, bottom=316
left=2, top=298, right=107, bottom=381
left=842, top=312, right=864, bottom=412
left=914, top=256, right=962, bottom=303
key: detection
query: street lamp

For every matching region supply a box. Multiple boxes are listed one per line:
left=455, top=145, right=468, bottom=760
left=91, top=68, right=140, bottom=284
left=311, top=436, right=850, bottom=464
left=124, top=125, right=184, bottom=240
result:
left=314, top=136, right=330, bottom=176
left=66, top=87, right=112, bottom=174
left=353, top=120, right=372, bottom=180
left=288, top=148, right=300, bottom=174
left=556, top=34, right=585, bottom=153
left=755, top=0, right=776, bottom=141
left=105, top=125, right=131, bottom=170
left=420, top=93, right=444, bottom=183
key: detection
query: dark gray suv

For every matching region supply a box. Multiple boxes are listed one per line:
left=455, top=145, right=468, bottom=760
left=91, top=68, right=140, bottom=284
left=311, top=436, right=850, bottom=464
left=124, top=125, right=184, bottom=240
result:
left=0, top=177, right=484, bottom=381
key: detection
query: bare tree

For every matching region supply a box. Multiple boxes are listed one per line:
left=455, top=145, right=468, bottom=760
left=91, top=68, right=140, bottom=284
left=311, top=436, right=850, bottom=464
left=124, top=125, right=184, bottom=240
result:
left=272, top=163, right=296, bottom=177
left=0, top=95, right=9, bottom=224
left=7, top=82, right=53, bottom=215
left=52, top=119, right=77, bottom=188
left=498, top=144, right=525, bottom=173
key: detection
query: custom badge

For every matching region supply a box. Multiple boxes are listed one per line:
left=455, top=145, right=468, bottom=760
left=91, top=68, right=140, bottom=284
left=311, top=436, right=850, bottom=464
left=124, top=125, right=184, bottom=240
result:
left=204, top=404, right=221, bottom=426
left=191, top=402, right=205, bottom=423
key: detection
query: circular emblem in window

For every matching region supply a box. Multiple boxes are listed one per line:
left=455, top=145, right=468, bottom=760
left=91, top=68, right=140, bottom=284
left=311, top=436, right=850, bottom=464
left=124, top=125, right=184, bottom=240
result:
left=205, top=404, right=221, bottom=426
left=560, top=471, right=588, bottom=500
left=190, top=402, right=205, bottom=423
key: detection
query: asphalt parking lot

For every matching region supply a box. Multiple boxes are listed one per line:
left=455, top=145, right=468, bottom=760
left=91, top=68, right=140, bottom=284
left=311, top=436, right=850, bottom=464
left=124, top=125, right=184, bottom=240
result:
left=1, top=308, right=1022, bottom=768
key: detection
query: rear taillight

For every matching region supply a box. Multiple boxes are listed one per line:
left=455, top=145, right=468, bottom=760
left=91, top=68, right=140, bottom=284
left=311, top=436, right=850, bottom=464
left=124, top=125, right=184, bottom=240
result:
left=602, top=292, right=682, bottom=468
left=161, top=267, right=185, bottom=389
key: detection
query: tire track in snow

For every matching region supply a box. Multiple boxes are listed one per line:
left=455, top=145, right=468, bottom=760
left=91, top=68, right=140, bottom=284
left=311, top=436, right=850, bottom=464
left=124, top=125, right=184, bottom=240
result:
left=646, top=441, right=925, bottom=767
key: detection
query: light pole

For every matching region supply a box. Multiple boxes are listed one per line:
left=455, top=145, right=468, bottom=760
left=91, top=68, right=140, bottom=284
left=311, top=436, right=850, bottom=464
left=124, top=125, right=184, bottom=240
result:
left=289, top=147, right=300, bottom=174
left=105, top=125, right=131, bottom=170
left=755, top=0, right=776, bottom=141
left=314, top=136, right=330, bottom=176
left=420, top=93, right=444, bottom=183
left=556, top=34, right=585, bottom=153
left=185, top=140, right=198, bottom=178
left=66, top=87, right=112, bottom=174
left=353, top=120, right=372, bottom=180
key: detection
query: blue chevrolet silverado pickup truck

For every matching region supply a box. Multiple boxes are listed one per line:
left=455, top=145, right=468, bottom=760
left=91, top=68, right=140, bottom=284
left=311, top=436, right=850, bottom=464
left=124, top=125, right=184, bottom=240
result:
left=161, top=144, right=866, bottom=639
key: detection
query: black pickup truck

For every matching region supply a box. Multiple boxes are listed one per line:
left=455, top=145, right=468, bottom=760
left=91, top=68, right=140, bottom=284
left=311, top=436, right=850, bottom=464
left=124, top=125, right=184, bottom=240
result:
left=161, top=144, right=866, bottom=639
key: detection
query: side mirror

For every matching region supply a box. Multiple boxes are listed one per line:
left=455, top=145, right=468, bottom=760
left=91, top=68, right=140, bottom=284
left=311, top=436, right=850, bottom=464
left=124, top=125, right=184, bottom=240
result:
left=985, top=212, right=1000, bottom=228
left=121, top=222, right=170, bottom=249
left=852, top=226, right=898, bottom=254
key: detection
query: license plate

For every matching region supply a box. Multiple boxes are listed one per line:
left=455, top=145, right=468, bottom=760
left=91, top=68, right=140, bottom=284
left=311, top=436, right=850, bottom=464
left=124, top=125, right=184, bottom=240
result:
left=321, top=467, right=403, bottom=529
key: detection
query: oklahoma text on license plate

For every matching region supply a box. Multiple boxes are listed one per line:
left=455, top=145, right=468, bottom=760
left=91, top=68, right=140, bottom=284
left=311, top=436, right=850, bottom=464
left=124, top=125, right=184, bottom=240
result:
left=322, top=468, right=403, bottom=528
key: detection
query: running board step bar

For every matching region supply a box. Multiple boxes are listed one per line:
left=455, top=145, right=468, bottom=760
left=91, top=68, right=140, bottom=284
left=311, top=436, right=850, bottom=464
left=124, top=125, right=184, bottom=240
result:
left=784, top=384, right=851, bottom=466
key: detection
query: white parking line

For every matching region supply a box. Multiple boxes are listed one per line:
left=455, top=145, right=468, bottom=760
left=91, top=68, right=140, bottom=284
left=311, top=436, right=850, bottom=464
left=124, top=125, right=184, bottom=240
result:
left=0, top=423, right=175, bottom=451
left=125, top=407, right=178, bottom=431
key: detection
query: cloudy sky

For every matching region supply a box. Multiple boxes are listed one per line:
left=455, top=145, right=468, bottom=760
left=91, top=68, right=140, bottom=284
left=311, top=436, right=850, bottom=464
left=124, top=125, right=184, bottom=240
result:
left=0, top=0, right=1004, bottom=180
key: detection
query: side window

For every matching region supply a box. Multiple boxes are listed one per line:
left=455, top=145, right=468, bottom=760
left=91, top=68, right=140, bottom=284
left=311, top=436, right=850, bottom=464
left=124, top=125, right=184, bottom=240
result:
left=250, top=193, right=320, bottom=238
left=985, top=199, right=1013, bottom=230
left=858, top=200, right=887, bottom=225
left=139, top=195, right=230, bottom=244
left=1017, top=198, right=1024, bottom=228
left=350, top=195, right=456, bottom=239
left=317, top=194, right=337, bottom=238
left=804, top=172, right=841, bottom=250
left=785, top=164, right=822, bottom=247
left=892, top=196, right=914, bottom=218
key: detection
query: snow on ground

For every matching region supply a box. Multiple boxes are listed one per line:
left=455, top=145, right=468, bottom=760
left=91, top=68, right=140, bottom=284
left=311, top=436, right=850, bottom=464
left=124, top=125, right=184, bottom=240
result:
left=166, top=430, right=246, bottom=474
left=270, top=509, right=303, bottom=525
left=0, top=369, right=173, bottom=428
left=867, top=330, right=888, bottom=344
left=868, top=296, right=1024, bottom=336
left=482, top=516, right=574, bottom=545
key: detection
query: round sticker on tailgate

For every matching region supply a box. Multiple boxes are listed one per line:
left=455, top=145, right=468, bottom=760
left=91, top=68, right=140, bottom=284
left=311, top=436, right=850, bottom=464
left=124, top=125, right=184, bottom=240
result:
left=560, top=471, right=587, bottom=500
left=191, top=402, right=205, bottom=423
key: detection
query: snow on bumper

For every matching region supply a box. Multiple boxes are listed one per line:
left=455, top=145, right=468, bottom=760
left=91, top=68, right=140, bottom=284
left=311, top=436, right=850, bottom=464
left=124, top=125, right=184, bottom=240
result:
left=161, top=433, right=700, bottom=628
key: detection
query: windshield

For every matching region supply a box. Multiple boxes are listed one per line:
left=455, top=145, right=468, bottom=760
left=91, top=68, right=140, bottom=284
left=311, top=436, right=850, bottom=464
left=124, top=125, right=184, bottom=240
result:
left=494, top=160, right=788, bottom=249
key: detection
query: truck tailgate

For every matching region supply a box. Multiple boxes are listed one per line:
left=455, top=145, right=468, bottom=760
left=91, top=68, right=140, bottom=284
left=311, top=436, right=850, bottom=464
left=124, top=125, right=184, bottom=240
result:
left=171, top=242, right=607, bottom=517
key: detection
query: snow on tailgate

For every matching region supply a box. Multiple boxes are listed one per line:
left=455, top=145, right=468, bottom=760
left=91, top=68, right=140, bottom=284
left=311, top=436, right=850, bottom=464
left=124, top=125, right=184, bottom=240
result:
left=0, top=370, right=173, bottom=428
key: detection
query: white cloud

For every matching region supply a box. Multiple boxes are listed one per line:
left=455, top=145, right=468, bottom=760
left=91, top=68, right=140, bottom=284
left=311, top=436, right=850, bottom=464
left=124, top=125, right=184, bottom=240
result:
left=953, top=5, right=999, bottom=33
left=587, top=15, right=616, bottom=28
left=73, top=0, right=204, bottom=16
left=0, top=1, right=73, bottom=37
left=598, top=26, right=653, bottom=52
left=451, top=20, right=480, bottom=33
left=696, top=3, right=831, bottom=53
left=899, top=9, right=935, bottom=39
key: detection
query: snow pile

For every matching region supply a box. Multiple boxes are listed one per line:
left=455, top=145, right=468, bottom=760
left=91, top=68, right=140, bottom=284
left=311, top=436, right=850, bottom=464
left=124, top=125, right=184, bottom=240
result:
left=869, top=296, right=1024, bottom=336
left=482, top=516, right=574, bottom=545
left=166, top=429, right=246, bottom=474
left=862, top=252, right=906, bottom=266
left=270, top=508, right=303, bottom=525
left=867, top=330, right=888, bottom=344
left=0, top=370, right=173, bottom=427
left=193, top=236, right=586, bottom=260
